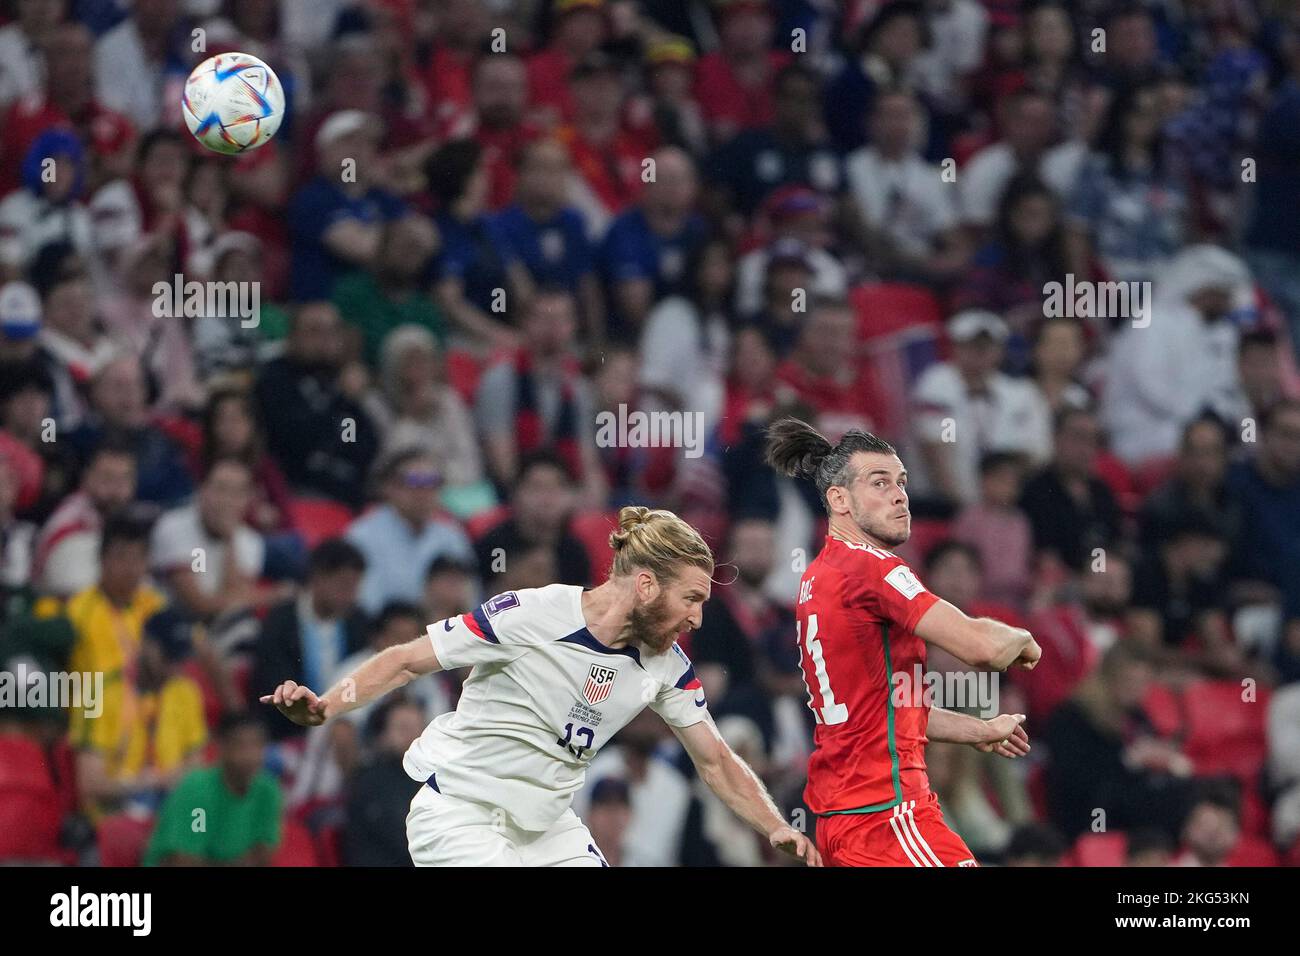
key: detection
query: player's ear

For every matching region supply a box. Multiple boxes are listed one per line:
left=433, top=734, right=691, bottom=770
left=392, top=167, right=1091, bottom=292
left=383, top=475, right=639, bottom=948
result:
left=636, top=569, right=659, bottom=601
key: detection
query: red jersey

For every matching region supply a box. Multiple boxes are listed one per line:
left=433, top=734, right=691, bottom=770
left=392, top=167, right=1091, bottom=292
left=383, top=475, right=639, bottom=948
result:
left=796, top=535, right=940, bottom=814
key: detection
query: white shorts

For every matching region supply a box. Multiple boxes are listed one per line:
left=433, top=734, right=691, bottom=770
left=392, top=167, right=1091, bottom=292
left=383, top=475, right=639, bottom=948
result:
left=406, top=781, right=609, bottom=867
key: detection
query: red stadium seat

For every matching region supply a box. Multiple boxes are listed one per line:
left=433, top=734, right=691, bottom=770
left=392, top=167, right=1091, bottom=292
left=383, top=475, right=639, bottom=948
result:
left=569, top=511, right=620, bottom=585
left=1071, top=831, right=1128, bottom=867
left=445, top=348, right=486, bottom=403
left=1182, top=680, right=1270, bottom=778
left=97, top=813, right=153, bottom=867
left=1225, top=834, right=1279, bottom=867
left=849, top=283, right=947, bottom=439
left=465, top=504, right=510, bottom=540
left=895, top=518, right=951, bottom=567
left=1141, top=682, right=1184, bottom=738
left=272, top=818, right=321, bottom=866
left=287, top=497, right=356, bottom=549
left=0, top=735, right=64, bottom=863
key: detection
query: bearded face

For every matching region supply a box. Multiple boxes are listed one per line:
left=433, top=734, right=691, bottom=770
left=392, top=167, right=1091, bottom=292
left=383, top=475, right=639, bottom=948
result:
left=625, top=590, right=683, bottom=654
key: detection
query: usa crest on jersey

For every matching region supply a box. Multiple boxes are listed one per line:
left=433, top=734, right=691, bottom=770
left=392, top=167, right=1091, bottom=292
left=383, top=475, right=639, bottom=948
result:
left=583, top=664, right=618, bottom=705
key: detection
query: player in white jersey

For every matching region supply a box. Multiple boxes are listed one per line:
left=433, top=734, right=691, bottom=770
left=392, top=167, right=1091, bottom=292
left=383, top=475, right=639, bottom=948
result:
left=263, top=506, right=820, bottom=867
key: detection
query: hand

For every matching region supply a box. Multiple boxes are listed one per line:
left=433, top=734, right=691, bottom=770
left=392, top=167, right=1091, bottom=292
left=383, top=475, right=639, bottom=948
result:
left=1011, top=634, right=1041, bottom=671
left=974, top=713, right=1030, bottom=758
left=259, top=680, right=328, bottom=726
left=769, top=825, right=822, bottom=867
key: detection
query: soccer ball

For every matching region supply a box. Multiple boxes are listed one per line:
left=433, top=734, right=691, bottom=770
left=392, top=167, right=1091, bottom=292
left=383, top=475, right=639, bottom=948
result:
left=182, top=52, right=285, bottom=154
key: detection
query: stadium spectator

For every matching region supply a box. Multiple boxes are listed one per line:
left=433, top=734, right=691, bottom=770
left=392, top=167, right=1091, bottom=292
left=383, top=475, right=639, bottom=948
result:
left=907, top=310, right=1041, bottom=507
left=198, top=388, right=294, bottom=538
left=583, top=776, right=632, bottom=867
left=1125, top=827, right=1176, bottom=866
left=0, top=0, right=62, bottom=112
left=459, top=51, right=541, bottom=210
left=92, top=0, right=193, bottom=131
left=476, top=449, right=591, bottom=588
left=1065, top=80, right=1190, bottom=285
left=775, top=296, right=889, bottom=439
left=474, top=290, right=604, bottom=499
left=733, top=186, right=847, bottom=319
left=288, top=110, right=408, bottom=302
left=641, top=35, right=706, bottom=156
left=1226, top=328, right=1297, bottom=426
left=248, top=537, right=367, bottom=742
left=707, top=63, right=843, bottom=219
left=951, top=452, right=1034, bottom=609
left=494, top=138, right=603, bottom=339
left=427, top=138, right=529, bottom=352
left=638, top=235, right=734, bottom=428
left=599, top=146, right=705, bottom=340
left=0, top=130, right=95, bottom=277
left=687, top=517, right=794, bottom=722
left=365, top=325, right=487, bottom=512
left=958, top=89, right=1078, bottom=232
left=32, top=436, right=136, bottom=597
left=823, top=0, right=927, bottom=152
left=556, top=51, right=650, bottom=238
left=526, top=0, right=611, bottom=128
left=1138, top=415, right=1232, bottom=552
left=1013, top=554, right=1133, bottom=728
left=1022, top=315, right=1090, bottom=444
left=0, top=20, right=135, bottom=200
left=422, top=555, right=476, bottom=626
left=144, top=712, right=282, bottom=866
left=696, top=0, right=789, bottom=145
left=345, top=448, right=475, bottom=616
left=64, top=512, right=168, bottom=817
left=1001, top=824, right=1067, bottom=866
left=1019, top=406, right=1122, bottom=572
left=150, top=457, right=273, bottom=625
left=189, top=232, right=289, bottom=379
left=1226, top=398, right=1300, bottom=638
left=954, top=175, right=1071, bottom=367
left=577, top=709, right=691, bottom=867
left=331, top=215, right=444, bottom=368
left=75, top=606, right=207, bottom=821
left=1101, top=245, right=1252, bottom=467
left=0, top=449, right=35, bottom=597
left=341, top=696, right=426, bottom=866
left=253, top=300, right=380, bottom=509
left=1173, top=782, right=1243, bottom=867
left=89, top=129, right=207, bottom=282
left=1044, top=641, right=1194, bottom=842
left=28, top=243, right=115, bottom=429
left=844, top=87, right=968, bottom=284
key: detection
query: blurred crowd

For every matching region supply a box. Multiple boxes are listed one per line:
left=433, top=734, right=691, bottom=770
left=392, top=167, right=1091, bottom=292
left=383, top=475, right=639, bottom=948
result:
left=2, top=0, right=1300, bottom=867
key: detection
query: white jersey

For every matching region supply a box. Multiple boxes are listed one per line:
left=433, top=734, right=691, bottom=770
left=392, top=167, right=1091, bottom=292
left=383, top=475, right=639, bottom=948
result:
left=403, top=584, right=709, bottom=832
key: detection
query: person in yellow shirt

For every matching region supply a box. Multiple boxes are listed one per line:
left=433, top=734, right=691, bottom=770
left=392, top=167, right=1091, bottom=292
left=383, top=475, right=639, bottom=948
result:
left=66, top=514, right=207, bottom=818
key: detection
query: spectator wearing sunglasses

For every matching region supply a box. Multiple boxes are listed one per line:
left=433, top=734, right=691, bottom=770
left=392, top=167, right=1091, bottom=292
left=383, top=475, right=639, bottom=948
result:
left=345, top=448, right=475, bottom=615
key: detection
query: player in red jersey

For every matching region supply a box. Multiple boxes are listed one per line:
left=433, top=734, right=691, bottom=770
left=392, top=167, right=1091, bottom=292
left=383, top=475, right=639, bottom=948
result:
left=765, top=418, right=1042, bottom=866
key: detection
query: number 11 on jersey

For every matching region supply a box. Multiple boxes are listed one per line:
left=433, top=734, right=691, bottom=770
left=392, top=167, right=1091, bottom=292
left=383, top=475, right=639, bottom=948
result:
left=797, top=614, right=848, bottom=725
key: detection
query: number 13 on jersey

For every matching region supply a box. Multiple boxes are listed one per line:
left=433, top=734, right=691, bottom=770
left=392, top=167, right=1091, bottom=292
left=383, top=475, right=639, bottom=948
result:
left=797, top=613, right=849, bottom=725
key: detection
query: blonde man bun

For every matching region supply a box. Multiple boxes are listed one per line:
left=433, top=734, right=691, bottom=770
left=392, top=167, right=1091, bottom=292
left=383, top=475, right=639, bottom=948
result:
left=608, top=506, right=714, bottom=582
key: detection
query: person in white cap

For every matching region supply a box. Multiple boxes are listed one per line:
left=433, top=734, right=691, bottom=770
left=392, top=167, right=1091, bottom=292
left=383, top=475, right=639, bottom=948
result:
left=0, top=281, right=43, bottom=363
left=906, top=309, right=1042, bottom=506
left=1101, top=245, right=1255, bottom=467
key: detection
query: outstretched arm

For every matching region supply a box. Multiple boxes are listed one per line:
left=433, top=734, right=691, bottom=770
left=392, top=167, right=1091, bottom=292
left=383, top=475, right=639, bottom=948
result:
left=915, top=599, right=1041, bottom=671
left=928, top=708, right=1031, bottom=758
left=671, top=716, right=822, bottom=866
left=260, top=633, right=443, bottom=726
